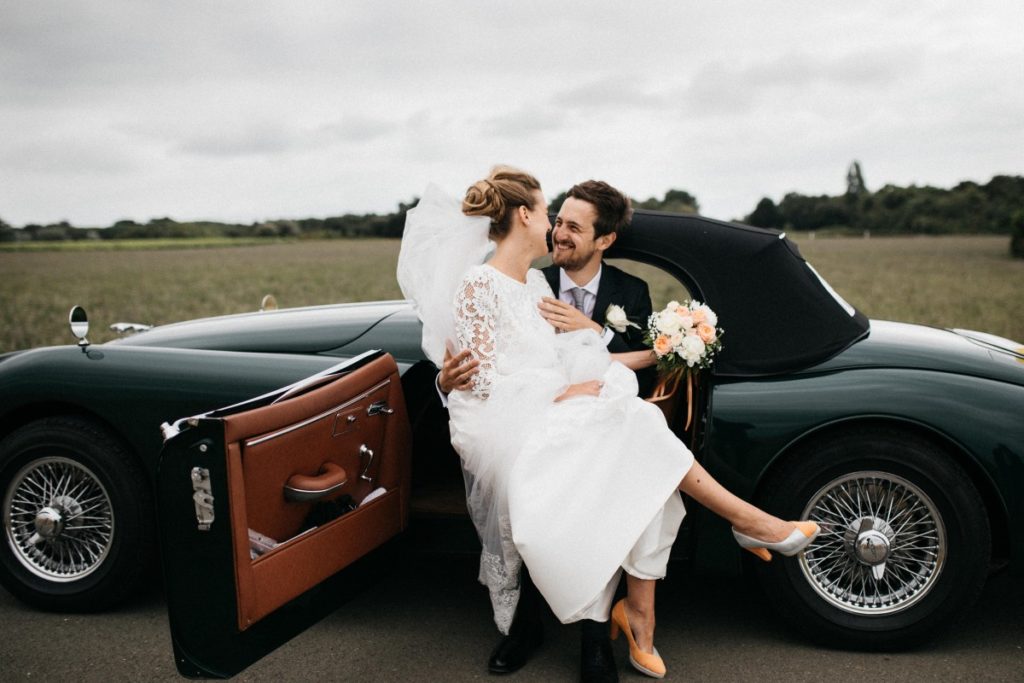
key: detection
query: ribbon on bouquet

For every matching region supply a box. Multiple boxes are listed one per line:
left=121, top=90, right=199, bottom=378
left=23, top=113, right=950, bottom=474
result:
left=646, top=368, right=696, bottom=431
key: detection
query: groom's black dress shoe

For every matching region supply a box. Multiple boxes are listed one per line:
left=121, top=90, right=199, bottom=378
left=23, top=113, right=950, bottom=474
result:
left=488, top=621, right=543, bottom=674
left=580, top=620, right=618, bottom=683
left=488, top=571, right=543, bottom=674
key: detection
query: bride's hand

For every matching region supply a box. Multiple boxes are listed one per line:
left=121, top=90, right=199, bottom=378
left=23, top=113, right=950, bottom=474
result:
left=554, top=380, right=604, bottom=402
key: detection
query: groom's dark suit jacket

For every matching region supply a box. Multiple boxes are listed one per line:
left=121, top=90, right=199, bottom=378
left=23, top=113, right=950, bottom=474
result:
left=541, top=263, right=656, bottom=397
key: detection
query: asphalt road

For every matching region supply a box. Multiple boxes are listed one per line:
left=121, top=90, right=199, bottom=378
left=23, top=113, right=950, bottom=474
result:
left=1, top=553, right=1022, bottom=682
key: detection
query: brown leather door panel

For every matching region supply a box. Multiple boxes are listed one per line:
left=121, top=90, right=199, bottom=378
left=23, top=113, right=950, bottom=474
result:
left=240, top=379, right=390, bottom=541
left=219, top=354, right=412, bottom=630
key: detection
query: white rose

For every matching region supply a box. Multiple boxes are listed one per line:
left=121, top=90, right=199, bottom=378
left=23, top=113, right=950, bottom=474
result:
left=658, top=310, right=685, bottom=334
left=604, top=304, right=640, bottom=334
left=699, top=305, right=718, bottom=327
left=680, top=335, right=706, bottom=365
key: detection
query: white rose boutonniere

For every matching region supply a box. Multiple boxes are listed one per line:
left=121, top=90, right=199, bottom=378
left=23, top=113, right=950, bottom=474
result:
left=604, top=304, right=641, bottom=334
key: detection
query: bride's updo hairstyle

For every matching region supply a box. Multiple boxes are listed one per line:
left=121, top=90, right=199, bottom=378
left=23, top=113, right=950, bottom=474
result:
left=463, top=166, right=541, bottom=240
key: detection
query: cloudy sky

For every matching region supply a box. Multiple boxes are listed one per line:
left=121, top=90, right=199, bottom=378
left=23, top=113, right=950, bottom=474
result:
left=2, top=1, right=1022, bottom=227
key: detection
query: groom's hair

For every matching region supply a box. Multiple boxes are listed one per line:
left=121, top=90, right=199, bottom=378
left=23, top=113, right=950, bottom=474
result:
left=566, top=180, right=633, bottom=239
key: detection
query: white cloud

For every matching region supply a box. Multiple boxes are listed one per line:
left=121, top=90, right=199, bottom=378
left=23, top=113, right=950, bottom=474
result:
left=1, top=0, right=1022, bottom=225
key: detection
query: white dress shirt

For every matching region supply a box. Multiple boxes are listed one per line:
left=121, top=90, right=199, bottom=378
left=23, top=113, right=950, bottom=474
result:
left=559, top=266, right=616, bottom=346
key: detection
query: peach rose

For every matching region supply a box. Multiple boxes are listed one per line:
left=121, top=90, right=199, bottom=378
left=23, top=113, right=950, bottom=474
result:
left=697, top=322, right=716, bottom=343
left=653, top=334, right=673, bottom=357
left=691, top=308, right=706, bottom=324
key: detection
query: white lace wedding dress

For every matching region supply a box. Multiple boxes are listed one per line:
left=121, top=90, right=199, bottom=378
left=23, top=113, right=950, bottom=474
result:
left=447, top=263, right=693, bottom=632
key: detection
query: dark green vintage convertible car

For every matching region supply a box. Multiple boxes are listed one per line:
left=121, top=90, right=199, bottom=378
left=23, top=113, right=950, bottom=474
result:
left=1, top=211, right=1022, bottom=676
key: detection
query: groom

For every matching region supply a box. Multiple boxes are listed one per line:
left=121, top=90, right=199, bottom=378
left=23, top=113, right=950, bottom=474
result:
left=537, top=179, right=655, bottom=397
left=439, top=180, right=654, bottom=682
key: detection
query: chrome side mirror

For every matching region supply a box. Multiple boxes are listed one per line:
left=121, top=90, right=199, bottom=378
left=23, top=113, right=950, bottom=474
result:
left=69, top=306, right=90, bottom=351
left=260, top=294, right=278, bottom=312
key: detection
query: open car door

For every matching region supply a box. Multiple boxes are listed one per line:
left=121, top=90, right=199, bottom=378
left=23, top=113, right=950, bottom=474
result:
left=156, top=350, right=412, bottom=678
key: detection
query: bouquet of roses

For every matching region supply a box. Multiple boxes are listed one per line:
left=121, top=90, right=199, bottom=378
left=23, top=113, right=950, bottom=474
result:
left=644, top=299, right=723, bottom=374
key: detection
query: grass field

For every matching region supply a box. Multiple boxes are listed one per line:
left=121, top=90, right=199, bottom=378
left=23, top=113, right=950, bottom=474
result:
left=0, top=237, right=283, bottom=252
left=1, top=236, right=1020, bottom=353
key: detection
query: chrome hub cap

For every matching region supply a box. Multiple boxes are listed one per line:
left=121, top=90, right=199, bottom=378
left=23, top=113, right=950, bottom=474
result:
left=4, top=457, right=114, bottom=582
left=34, top=506, right=65, bottom=540
left=799, top=471, right=945, bottom=615
left=849, top=517, right=894, bottom=579
left=855, top=527, right=890, bottom=564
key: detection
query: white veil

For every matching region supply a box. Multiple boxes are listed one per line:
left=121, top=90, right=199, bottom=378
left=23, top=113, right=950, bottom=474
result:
left=397, top=184, right=493, bottom=366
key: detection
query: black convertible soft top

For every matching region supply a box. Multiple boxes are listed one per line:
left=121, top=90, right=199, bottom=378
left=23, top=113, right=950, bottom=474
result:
left=608, top=210, right=869, bottom=378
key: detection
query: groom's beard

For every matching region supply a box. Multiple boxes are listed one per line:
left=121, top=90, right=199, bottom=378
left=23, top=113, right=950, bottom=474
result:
left=551, top=238, right=593, bottom=271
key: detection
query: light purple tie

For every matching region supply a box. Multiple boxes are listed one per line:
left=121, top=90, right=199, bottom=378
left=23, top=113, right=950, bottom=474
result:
left=570, top=287, right=587, bottom=314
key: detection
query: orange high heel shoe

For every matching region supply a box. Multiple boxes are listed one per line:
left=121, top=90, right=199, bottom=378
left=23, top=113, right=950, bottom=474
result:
left=732, top=521, right=820, bottom=562
left=609, top=598, right=665, bottom=679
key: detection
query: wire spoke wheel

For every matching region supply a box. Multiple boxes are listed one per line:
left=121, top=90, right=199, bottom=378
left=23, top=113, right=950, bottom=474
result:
left=798, top=471, right=945, bottom=616
left=756, top=430, right=989, bottom=649
left=4, top=456, right=115, bottom=582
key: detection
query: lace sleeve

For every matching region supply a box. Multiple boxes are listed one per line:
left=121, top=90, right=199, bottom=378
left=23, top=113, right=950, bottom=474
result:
left=454, top=270, right=498, bottom=399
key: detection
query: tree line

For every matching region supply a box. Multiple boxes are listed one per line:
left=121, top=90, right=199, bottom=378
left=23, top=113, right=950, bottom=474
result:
left=0, top=200, right=418, bottom=242
left=2, top=166, right=1022, bottom=256
left=746, top=163, right=1024, bottom=237
left=0, top=190, right=701, bottom=244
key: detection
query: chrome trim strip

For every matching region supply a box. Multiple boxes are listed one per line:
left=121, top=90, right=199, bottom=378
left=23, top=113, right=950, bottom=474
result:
left=244, top=378, right=390, bottom=447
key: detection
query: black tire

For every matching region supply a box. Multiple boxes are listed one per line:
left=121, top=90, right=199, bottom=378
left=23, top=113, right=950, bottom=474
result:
left=0, top=416, right=154, bottom=611
left=753, top=427, right=990, bottom=650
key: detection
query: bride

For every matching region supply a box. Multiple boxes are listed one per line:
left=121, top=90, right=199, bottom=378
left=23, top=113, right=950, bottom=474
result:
left=398, top=166, right=818, bottom=679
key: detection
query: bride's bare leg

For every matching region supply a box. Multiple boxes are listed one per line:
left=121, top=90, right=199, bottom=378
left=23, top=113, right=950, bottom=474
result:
left=679, top=461, right=793, bottom=541
left=624, top=574, right=656, bottom=653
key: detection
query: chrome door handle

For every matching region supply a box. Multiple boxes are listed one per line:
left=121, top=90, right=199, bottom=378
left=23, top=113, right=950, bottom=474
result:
left=367, top=401, right=393, bottom=416
left=358, top=444, right=374, bottom=483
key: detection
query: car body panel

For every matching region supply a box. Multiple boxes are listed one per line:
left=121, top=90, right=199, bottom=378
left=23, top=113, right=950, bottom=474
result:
left=113, top=300, right=403, bottom=354
left=808, top=320, right=1024, bottom=385
left=0, top=344, right=342, bottom=481
left=707, top=367, right=1023, bottom=571
left=330, top=305, right=429, bottom=365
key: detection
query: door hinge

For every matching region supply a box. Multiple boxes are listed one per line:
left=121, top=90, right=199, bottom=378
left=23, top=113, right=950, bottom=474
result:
left=190, top=467, right=215, bottom=531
